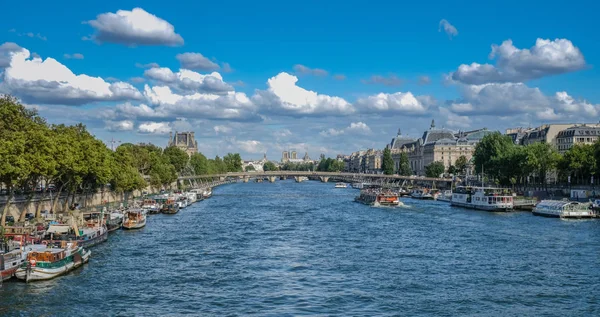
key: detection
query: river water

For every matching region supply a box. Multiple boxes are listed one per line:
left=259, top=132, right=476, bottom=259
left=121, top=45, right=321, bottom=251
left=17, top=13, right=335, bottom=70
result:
left=1, top=180, right=599, bottom=316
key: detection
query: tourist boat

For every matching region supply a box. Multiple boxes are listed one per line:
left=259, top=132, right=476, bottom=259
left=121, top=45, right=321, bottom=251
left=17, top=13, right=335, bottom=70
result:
left=352, top=183, right=365, bottom=189
left=122, top=209, right=147, bottom=229
left=141, top=199, right=161, bottom=214
left=397, top=188, right=411, bottom=197
left=410, top=188, right=438, bottom=200
left=1, top=243, right=27, bottom=282
left=533, top=200, right=596, bottom=219
left=106, top=211, right=124, bottom=232
left=355, top=190, right=402, bottom=207
left=335, top=182, right=347, bottom=188
left=451, top=186, right=514, bottom=212
left=14, top=242, right=91, bottom=283
left=436, top=190, right=453, bottom=203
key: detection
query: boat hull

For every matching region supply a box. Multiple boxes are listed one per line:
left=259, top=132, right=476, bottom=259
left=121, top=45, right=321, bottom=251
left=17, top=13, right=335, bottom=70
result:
left=122, top=221, right=146, bottom=230
left=1, top=267, right=18, bottom=281
left=451, top=201, right=512, bottom=212
left=15, top=249, right=90, bottom=283
left=533, top=210, right=596, bottom=219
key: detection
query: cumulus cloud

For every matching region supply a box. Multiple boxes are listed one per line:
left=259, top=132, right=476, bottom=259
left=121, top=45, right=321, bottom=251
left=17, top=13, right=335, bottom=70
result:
left=354, top=92, right=431, bottom=115
left=439, top=19, right=458, bottom=39
left=176, top=52, right=220, bottom=71
left=138, top=121, right=172, bottom=134
left=439, top=107, right=471, bottom=129
left=143, top=67, right=233, bottom=94
left=253, top=72, right=354, bottom=116
left=320, top=122, right=372, bottom=137
left=64, top=53, right=84, bottom=59
left=213, top=125, right=232, bottom=134
left=0, top=42, right=23, bottom=68
left=293, top=64, right=328, bottom=77
left=87, top=8, right=184, bottom=46
left=451, top=38, right=586, bottom=85
left=0, top=47, right=143, bottom=105
left=135, top=62, right=160, bottom=69
left=418, top=76, right=431, bottom=85
left=129, top=77, right=145, bottom=83
left=362, top=74, right=403, bottom=86
left=235, top=139, right=265, bottom=154
left=105, top=120, right=134, bottom=131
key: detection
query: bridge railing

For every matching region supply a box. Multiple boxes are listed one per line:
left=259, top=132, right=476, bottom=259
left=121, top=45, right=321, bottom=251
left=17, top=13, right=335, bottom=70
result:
left=178, top=171, right=452, bottom=183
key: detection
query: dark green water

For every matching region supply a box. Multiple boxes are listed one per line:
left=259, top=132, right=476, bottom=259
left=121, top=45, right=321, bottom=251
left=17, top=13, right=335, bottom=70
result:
left=1, top=180, right=599, bottom=316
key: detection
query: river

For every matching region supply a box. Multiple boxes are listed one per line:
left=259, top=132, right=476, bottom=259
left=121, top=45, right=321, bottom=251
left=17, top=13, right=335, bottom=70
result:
left=1, top=180, right=599, bottom=316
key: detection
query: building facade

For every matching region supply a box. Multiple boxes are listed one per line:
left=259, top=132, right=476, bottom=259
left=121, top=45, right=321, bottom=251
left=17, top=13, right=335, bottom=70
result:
left=556, top=125, right=600, bottom=153
left=167, top=131, right=198, bottom=156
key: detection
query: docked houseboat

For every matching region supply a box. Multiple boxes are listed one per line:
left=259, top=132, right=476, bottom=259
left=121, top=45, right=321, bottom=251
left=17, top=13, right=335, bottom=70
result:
left=122, top=209, right=147, bottom=230
left=203, top=188, right=213, bottom=199
left=161, top=198, right=179, bottom=214
left=141, top=198, right=161, bottom=214
left=1, top=244, right=27, bottom=282
left=335, top=182, right=348, bottom=188
left=533, top=200, right=596, bottom=219
left=106, top=211, right=124, bottom=232
left=355, top=190, right=402, bottom=207
left=44, top=217, right=108, bottom=249
left=14, top=242, right=91, bottom=283
left=451, top=186, right=514, bottom=212
left=410, top=188, right=438, bottom=200
left=436, top=190, right=453, bottom=203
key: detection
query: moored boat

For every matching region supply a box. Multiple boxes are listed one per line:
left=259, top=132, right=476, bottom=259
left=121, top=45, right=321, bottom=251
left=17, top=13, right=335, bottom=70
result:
left=451, top=186, right=514, bottom=212
left=161, top=198, right=179, bottom=214
left=141, top=198, right=161, bottom=214
left=533, top=200, right=596, bottom=219
left=14, top=242, right=90, bottom=283
left=202, top=188, right=213, bottom=199
left=122, top=209, right=147, bottom=229
left=335, top=182, right=347, bottom=188
left=355, top=189, right=402, bottom=207
left=106, top=212, right=124, bottom=232
left=1, top=245, right=27, bottom=282
left=410, top=188, right=438, bottom=200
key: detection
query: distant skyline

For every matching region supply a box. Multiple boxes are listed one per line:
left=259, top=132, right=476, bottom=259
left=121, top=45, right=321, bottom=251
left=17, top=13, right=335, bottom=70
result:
left=1, top=0, right=599, bottom=160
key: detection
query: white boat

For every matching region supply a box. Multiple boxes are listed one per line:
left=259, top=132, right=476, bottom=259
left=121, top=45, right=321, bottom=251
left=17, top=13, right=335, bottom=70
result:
left=1, top=245, right=27, bottom=281
left=334, top=182, right=347, bottom=188
left=122, top=209, right=147, bottom=230
left=437, top=190, right=453, bottom=203
left=185, top=192, right=198, bottom=204
left=410, top=188, right=437, bottom=200
left=533, top=200, right=596, bottom=219
left=14, top=242, right=91, bottom=283
left=451, top=186, right=514, bottom=211
left=202, top=189, right=213, bottom=199
left=352, top=183, right=365, bottom=189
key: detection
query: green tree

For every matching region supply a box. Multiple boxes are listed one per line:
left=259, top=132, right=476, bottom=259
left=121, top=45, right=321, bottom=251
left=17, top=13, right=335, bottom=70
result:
left=454, top=155, right=468, bottom=175
left=263, top=161, right=278, bottom=171
left=382, top=147, right=394, bottom=175
left=163, top=146, right=189, bottom=173
left=397, top=152, right=411, bottom=176
left=472, top=132, right=515, bottom=180
left=558, top=144, right=596, bottom=185
left=526, top=142, right=560, bottom=189
left=223, top=153, right=243, bottom=172
left=245, top=165, right=256, bottom=172
left=425, top=161, right=445, bottom=178
left=190, top=153, right=209, bottom=175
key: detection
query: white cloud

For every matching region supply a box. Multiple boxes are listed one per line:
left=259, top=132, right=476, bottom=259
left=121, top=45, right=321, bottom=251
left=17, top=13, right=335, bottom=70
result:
left=105, top=120, right=134, bottom=131
left=0, top=42, right=24, bottom=68
left=143, top=67, right=233, bottom=94
left=236, top=140, right=265, bottom=154
left=439, top=107, right=471, bottom=129
left=274, top=129, right=292, bottom=138
left=213, top=125, right=232, bottom=134
left=176, top=52, right=219, bottom=71
left=0, top=47, right=143, bottom=105
left=138, top=121, right=171, bottom=134
left=293, top=64, right=328, bottom=77
left=362, top=74, right=403, bottom=86
left=87, top=8, right=184, bottom=46
left=320, top=122, right=372, bottom=137
left=354, top=92, right=430, bottom=115
left=535, top=108, right=561, bottom=121
left=252, top=72, right=354, bottom=116
left=135, top=62, right=160, bottom=69
left=64, top=53, right=84, bottom=59
left=439, top=19, right=458, bottom=39
left=451, top=38, right=586, bottom=84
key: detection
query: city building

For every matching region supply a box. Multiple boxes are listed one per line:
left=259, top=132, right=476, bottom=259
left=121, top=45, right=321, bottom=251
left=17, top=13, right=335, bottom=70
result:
left=505, top=127, right=532, bottom=145
left=521, top=124, right=575, bottom=147
left=389, top=121, right=491, bottom=175
left=282, top=150, right=311, bottom=163
left=167, top=131, right=198, bottom=156
left=556, top=125, right=600, bottom=153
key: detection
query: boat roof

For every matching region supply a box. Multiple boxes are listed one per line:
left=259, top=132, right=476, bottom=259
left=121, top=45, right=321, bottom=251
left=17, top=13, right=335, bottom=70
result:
left=538, top=200, right=587, bottom=208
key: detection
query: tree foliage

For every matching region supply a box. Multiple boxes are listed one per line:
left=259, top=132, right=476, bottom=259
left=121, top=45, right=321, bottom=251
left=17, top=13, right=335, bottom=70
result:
left=382, top=147, right=394, bottom=175
left=454, top=155, right=468, bottom=175
left=397, top=152, right=411, bottom=176
left=163, top=146, right=189, bottom=173
left=425, top=161, right=445, bottom=178
left=317, top=158, right=344, bottom=172
left=263, top=161, right=278, bottom=171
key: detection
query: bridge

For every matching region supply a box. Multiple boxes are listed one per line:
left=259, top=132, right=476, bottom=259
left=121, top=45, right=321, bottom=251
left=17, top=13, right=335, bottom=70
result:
left=179, top=171, right=453, bottom=189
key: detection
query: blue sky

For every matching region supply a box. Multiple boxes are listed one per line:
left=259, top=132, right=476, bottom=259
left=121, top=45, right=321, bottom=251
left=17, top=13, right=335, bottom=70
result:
left=1, top=0, right=598, bottom=159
